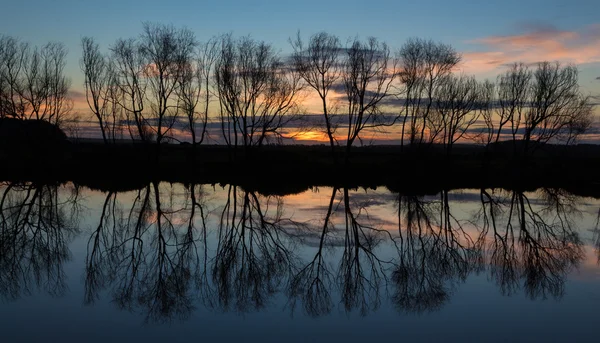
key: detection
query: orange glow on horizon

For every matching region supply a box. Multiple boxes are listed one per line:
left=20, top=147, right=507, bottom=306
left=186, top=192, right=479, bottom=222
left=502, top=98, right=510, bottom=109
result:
left=284, top=130, right=331, bottom=142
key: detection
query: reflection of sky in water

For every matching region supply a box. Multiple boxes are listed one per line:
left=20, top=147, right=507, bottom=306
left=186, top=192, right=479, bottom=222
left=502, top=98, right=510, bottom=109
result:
left=1, top=183, right=600, bottom=342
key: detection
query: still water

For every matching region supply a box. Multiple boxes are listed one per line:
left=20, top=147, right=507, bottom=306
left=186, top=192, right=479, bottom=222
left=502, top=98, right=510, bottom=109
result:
left=1, top=182, right=599, bottom=342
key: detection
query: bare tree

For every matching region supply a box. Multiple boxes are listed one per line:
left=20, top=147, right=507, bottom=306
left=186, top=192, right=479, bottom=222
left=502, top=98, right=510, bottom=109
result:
left=81, top=37, right=116, bottom=143
left=480, top=62, right=592, bottom=153
left=342, top=37, right=397, bottom=153
left=0, top=35, right=72, bottom=126
left=430, top=74, right=480, bottom=154
left=397, top=38, right=461, bottom=149
left=110, top=38, right=150, bottom=141
left=478, top=79, right=496, bottom=145
left=215, top=34, right=302, bottom=149
left=0, top=35, right=28, bottom=119
left=176, top=47, right=203, bottom=145
left=176, top=38, right=218, bottom=146
left=479, top=63, right=532, bottom=150
left=39, top=42, right=72, bottom=126
left=524, top=62, right=592, bottom=150
left=290, top=32, right=341, bottom=153
left=139, top=22, right=197, bottom=144
left=497, top=63, right=531, bottom=145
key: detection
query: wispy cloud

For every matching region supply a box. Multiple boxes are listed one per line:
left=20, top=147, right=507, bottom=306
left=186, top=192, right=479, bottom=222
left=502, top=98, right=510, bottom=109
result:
left=462, top=22, right=600, bottom=74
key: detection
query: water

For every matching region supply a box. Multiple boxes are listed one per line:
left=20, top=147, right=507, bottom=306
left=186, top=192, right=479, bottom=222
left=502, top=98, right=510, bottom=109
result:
left=1, top=182, right=599, bottom=342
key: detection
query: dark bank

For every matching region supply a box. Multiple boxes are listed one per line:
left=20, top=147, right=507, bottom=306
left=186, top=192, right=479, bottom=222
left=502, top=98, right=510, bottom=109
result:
left=2, top=121, right=600, bottom=197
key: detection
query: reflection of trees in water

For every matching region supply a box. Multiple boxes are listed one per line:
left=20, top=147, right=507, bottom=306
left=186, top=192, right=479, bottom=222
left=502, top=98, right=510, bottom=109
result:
left=338, top=187, right=392, bottom=315
left=84, top=183, right=302, bottom=322
left=85, top=184, right=394, bottom=320
left=0, top=182, right=80, bottom=300
left=82, top=184, right=585, bottom=321
left=3, top=181, right=586, bottom=321
left=393, top=191, right=484, bottom=313
left=593, top=207, right=600, bottom=264
left=478, top=188, right=583, bottom=299
left=290, top=187, right=394, bottom=317
left=392, top=187, right=583, bottom=313
left=288, top=187, right=337, bottom=316
left=85, top=183, right=205, bottom=323
left=212, top=185, right=299, bottom=312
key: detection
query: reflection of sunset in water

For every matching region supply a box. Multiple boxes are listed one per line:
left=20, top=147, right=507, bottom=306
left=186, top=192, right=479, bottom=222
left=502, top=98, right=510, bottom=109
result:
left=2, top=181, right=600, bottom=337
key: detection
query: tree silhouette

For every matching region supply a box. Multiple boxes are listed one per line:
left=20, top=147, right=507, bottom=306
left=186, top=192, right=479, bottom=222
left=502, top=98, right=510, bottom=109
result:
left=430, top=74, right=481, bottom=155
left=81, top=37, right=120, bottom=143
left=290, top=32, right=342, bottom=154
left=0, top=35, right=72, bottom=126
left=215, top=35, right=302, bottom=150
left=479, top=62, right=593, bottom=154
left=110, top=38, right=152, bottom=141
left=138, top=23, right=197, bottom=144
left=397, top=38, right=461, bottom=149
left=176, top=39, right=218, bottom=146
left=341, top=37, right=397, bottom=154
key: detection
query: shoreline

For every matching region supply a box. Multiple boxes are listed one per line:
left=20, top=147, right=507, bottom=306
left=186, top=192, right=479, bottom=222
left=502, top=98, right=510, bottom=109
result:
left=2, top=142, right=600, bottom=197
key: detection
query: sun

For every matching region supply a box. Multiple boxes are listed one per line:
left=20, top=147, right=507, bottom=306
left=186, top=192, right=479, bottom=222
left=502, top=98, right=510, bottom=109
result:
left=285, top=130, right=330, bottom=142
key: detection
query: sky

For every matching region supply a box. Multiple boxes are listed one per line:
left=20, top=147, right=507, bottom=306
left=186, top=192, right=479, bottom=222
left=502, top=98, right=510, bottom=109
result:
left=1, top=0, right=599, bottom=141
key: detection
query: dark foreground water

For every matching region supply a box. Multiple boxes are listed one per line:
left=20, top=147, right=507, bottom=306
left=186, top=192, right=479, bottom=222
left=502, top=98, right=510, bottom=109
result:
left=1, top=182, right=599, bottom=342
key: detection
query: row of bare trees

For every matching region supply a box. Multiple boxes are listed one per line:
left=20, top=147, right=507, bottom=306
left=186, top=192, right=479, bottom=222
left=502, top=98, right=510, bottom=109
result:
left=2, top=25, right=594, bottom=152
left=0, top=35, right=71, bottom=126
left=397, top=39, right=592, bottom=154
left=81, top=27, right=595, bottom=153
left=479, top=62, right=592, bottom=151
left=80, top=23, right=201, bottom=144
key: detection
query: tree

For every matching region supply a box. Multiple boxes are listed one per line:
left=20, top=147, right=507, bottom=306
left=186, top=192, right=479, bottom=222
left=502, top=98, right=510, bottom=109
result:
left=477, top=79, right=496, bottom=146
left=430, top=74, right=480, bottom=154
left=81, top=36, right=118, bottom=143
left=0, top=35, right=28, bottom=119
left=524, top=62, right=592, bottom=150
left=0, top=35, right=72, bottom=126
left=291, top=32, right=341, bottom=153
left=479, top=62, right=592, bottom=154
left=397, top=38, right=461, bottom=149
left=497, top=63, right=531, bottom=144
left=110, top=38, right=151, bottom=141
left=138, top=22, right=197, bottom=144
left=342, top=37, right=397, bottom=153
left=176, top=39, right=218, bottom=146
left=215, top=34, right=302, bottom=149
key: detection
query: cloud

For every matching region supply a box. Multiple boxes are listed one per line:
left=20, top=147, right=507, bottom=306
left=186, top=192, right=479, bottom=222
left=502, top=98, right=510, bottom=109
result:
left=462, top=23, right=600, bottom=74
left=68, top=89, right=87, bottom=102
left=596, top=76, right=600, bottom=80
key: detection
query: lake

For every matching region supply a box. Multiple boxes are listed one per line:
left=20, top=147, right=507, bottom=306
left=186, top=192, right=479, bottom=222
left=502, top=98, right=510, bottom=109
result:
left=1, top=182, right=599, bottom=342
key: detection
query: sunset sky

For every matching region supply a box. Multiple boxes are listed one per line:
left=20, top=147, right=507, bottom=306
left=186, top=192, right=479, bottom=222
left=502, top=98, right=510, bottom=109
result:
left=2, top=0, right=599, bottom=141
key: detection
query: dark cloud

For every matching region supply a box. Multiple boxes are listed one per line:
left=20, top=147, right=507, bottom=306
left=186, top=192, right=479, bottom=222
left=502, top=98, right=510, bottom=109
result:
left=68, top=89, right=87, bottom=102
left=595, top=76, right=600, bottom=80
left=514, top=21, right=562, bottom=36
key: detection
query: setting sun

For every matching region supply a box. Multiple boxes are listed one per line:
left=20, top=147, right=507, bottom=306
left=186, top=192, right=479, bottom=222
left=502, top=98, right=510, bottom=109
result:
left=284, top=130, right=330, bottom=142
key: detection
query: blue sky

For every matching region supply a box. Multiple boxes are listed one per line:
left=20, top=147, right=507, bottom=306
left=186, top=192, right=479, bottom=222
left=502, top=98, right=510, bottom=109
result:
left=2, top=0, right=599, bottom=96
